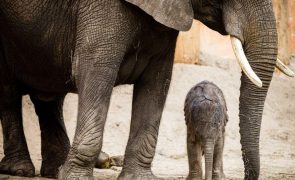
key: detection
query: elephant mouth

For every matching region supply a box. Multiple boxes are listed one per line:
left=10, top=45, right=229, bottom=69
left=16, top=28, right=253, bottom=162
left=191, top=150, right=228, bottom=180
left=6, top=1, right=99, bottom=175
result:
left=229, top=35, right=294, bottom=87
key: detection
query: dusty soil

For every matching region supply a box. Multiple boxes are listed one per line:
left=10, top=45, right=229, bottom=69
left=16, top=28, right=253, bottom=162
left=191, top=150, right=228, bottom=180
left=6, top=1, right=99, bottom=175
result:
left=0, top=59, right=294, bottom=179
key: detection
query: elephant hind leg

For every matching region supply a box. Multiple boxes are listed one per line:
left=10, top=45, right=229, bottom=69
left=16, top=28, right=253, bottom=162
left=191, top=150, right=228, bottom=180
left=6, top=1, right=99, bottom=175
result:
left=119, top=51, right=175, bottom=180
left=0, top=93, right=35, bottom=177
left=30, top=95, right=70, bottom=178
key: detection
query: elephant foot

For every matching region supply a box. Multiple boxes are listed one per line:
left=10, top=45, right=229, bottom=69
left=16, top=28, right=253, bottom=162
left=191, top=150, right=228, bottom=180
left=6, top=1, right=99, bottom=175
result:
left=213, top=172, right=226, bottom=180
left=118, top=170, right=156, bottom=180
left=186, top=174, right=202, bottom=180
left=40, top=151, right=68, bottom=178
left=58, top=163, right=93, bottom=180
left=40, top=161, right=60, bottom=178
left=0, top=155, right=35, bottom=177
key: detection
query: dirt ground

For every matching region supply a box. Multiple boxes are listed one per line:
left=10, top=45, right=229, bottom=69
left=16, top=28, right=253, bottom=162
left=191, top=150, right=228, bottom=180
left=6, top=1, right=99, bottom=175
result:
left=0, top=58, right=294, bottom=179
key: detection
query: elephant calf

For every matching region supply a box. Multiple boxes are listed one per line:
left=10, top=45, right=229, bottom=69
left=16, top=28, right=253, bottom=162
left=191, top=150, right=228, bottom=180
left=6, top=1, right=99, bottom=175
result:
left=185, top=81, right=228, bottom=180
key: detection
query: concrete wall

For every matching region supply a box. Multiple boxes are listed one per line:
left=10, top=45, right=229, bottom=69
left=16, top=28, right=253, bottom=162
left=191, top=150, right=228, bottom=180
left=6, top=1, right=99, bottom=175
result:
left=174, top=21, right=200, bottom=64
left=175, top=21, right=234, bottom=64
left=175, top=1, right=295, bottom=64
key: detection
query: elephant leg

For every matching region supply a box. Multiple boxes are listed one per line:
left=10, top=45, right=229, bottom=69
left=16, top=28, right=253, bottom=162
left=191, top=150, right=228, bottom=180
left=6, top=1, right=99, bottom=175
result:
left=58, top=54, right=122, bottom=179
left=186, top=127, right=202, bottom=180
left=0, top=94, right=35, bottom=177
left=30, top=95, right=70, bottom=178
left=212, top=135, right=225, bottom=180
left=118, top=52, right=174, bottom=180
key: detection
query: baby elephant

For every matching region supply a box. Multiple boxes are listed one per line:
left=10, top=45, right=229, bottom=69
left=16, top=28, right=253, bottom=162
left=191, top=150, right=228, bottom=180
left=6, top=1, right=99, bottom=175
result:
left=184, top=81, right=228, bottom=180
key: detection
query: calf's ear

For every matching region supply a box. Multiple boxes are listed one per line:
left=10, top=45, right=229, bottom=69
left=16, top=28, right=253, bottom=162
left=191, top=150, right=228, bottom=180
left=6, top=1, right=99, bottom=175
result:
left=125, top=0, right=194, bottom=31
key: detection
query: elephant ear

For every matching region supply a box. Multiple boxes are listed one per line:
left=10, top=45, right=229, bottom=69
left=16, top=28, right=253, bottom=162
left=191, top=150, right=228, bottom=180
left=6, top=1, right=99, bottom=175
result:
left=125, top=0, right=194, bottom=31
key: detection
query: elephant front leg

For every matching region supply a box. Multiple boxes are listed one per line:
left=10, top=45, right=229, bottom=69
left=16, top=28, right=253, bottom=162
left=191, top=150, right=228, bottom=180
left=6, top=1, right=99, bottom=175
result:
left=30, top=95, right=70, bottom=178
left=118, top=55, right=174, bottom=180
left=58, top=63, right=120, bottom=179
left=0, top=95, right=35, bottom=177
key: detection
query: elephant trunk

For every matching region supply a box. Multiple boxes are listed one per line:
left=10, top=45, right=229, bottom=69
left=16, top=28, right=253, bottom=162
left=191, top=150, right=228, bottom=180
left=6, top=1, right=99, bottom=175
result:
left=239, top=34, right=277, bottom=178
left=224, top=1, right=278, bottom=179
left=204, top=141, right=214, bottom=180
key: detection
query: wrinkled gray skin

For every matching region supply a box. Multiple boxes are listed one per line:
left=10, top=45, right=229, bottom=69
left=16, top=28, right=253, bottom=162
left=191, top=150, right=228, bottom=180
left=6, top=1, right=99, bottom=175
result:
left=185, top=81, right=227, bottom=180
left=0, top=0, right=277, bottom=179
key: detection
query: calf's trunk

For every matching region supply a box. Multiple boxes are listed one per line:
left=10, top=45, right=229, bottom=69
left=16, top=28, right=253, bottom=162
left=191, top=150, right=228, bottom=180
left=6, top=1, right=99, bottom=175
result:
left=204, top=141, right=214, bottom=180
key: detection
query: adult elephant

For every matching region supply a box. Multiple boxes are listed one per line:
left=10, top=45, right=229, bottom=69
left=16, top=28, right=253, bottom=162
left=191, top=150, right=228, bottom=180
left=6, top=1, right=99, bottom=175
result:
left=0, top=0, right=293, bottom=179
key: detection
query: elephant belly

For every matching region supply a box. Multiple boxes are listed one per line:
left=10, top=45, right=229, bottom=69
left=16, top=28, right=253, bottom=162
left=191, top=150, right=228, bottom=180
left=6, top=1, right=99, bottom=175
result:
left=115, top=22, right=179, bottom=85
left=116, top=50, right=152, bottom=85
left=0, top=36, right=76, bottom=94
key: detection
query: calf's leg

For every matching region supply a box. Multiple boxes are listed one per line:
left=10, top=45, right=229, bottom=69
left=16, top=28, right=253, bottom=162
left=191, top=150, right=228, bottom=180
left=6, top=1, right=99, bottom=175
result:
left=186, top=126, right=202, bottom=180
left=213, top=135, right=225, bottom=180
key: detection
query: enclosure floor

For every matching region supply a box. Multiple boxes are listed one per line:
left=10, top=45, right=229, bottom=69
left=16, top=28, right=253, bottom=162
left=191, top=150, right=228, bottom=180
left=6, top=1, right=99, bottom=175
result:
left=1, top=169, right=295, bottom=180
left=1, top=61, right=295, bottom=180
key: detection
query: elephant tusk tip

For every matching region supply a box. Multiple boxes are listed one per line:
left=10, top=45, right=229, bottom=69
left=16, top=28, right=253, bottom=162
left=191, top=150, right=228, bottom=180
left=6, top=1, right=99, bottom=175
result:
left=288, top=71, right=295, bottom=77
left=276, top=58, right=295, bottom=77
left=251, top=77, right=263, bottom=88
left=287, top=69, right=295, bottom=77
left=256, top=80, right=263, bottom=88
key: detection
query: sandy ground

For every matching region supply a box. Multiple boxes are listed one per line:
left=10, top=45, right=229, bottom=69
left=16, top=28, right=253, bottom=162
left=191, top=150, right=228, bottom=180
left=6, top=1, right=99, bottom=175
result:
left=0, top=58, right=294, bottom=179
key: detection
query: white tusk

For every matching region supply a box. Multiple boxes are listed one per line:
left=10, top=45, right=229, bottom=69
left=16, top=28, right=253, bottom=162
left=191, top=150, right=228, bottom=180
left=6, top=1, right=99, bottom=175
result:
left=230, top=36, right=263, bottom=88
left=276, top=58, right=295, bottom=77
